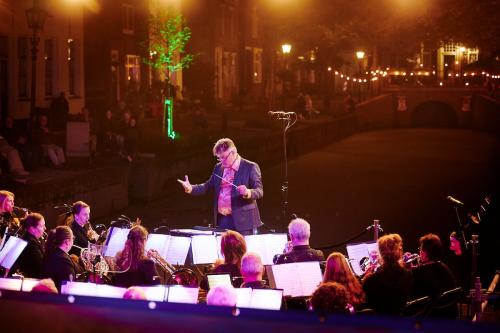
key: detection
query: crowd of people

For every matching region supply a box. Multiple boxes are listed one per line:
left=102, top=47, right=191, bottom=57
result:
left=0, top=190, right=468, bottom=319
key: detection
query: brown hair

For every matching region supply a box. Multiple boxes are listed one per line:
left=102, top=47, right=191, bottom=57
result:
left=323, top=252, right=365, bottom=307
left=21, top=212, right=44, bottom=234
left=72, top=201, right=90, bottom=216
left=419, top=233, right=443, bottom=261
left=212, top=138, right=236, bottom=155
left=220, top=230, right=247, bottom=266
left=115, top=225, right=148, bottom=271
left=378, top=233, right=404, bottom=265
left=311, top=282, right=350, bottom=314
left=45, top=226, right=72, bottom=257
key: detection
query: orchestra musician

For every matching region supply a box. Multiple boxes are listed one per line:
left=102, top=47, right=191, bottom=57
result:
left=41, top=226, right=82, bottom=291
left=113, top=225, right=158, bottom=288
left=12, top=213, right=46, bottom=278
left=67, top=201, right=98, bottom=256
left=0, top=190, right=23, bottom=236
left=274, top=218, right=324, bottom=264
left=177, top=138, right=264, bottom=235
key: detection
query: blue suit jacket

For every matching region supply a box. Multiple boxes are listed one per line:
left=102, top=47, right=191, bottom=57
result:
left=191, top=158, right=263, bottom=232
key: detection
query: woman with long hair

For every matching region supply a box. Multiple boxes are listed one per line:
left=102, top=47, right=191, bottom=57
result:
left=13, top=213, right=46, bottom=278
left=113, top=225, right=158, bottom=287
left=41, top=226, right=78, bottom=291
left=323, top=252, right=365, bottom=308
left=201, top=230, right=247, bottom=289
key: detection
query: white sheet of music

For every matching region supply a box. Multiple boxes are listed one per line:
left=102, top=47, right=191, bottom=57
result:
left=167, top=286, right=199, bottom=304
left=191, top=235, right=219, bottom=264
left=0, top=236, right=27, bottom=269
left=145, top=234, right=170, bottom=258
left=0, top=277, right=23, bottom=291
left=166, top=236, right=191, bottom=266
left=245, top=234, right=288, bottom=265
left=61, top=281, right=126, bottom=298
left=250, top=289, right=283, bottom=310
left=346, top=242, right=378, bottom=276
left=235, top=288, right=252, bottom=308
left=103, top=227, right=130, bottom=257
left=269, top=262, right=322, bottom=297
left=141, top=285, right=168, bottom=302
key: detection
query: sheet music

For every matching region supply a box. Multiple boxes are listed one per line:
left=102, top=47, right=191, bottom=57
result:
left=346, top=242, right=378, bottom=276
left=250, top=289, right=283, bottom=310
left=269, top=262, right=322, bottom=297
left=166, top=236, right=191, bottom=266
left=61, top=281, right=126, bottom=298
left=103, top=227, right=130, bottom=257
left=141, top=285, right=168, bottom=302
left=171, top=229, right=214, bottom=236
left=146, top=234, right=170, bottom=258
left=167, top=286, right=199, bottom=304
left=21, top=278, right=42, bottom=292
left=0, top=236, right=27, bottom=269
left=235, top=288, right=252, bottom=308
left=0, top=277, right=22, bottom=291
left=207, top=274, right=232, bottom=289
left=245, top=234, right=288, bottom=265
left=191, top=235, right=219, bottom=264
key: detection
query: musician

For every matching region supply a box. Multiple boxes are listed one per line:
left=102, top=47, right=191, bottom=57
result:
left=206, top=285, right=237, bottom=307
left=12, top=213, right=46, bottom=278
left=0, top=190, right=21, bottom=235
left=323, top=252, right=365, bottom=309
left=240, top=252, right=269, bottom=289
left=177, top=138, right=263, bottom=235
left=446, top=231, right=471, bottom=291
left=41, top=226, right=80, bottom=291
left=200, top=230, right=247, bottom=289
left=412, top=233, right=457, bottom=318
left=113, top=225, right=158, bottom=288
left=362, top=233, right=413, bottom=315
left=274, top=218, right=324, bottom=264
left=310, top=282, right=351, bottom=315
left=67, top=201, right=97, bottom=256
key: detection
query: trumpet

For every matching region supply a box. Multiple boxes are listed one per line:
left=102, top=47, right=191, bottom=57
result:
left=147, top=249, right=175, bottom=275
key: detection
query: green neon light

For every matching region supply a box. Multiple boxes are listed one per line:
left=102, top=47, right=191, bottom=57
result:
left=164, top=97, right=176, bottom=139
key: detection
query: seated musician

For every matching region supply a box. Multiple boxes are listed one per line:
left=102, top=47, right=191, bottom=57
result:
left=310, top=282, right=352, bottom=315
left=240, top=252, right=269, bottom=289
left=12, top=213, right=46, bottom=278
left=206, top=285, right=237, bottom=307
left=362, top=233, right=413, bottom=315
left=0, top=190, right=22, bottom=235
left=67, top=201, right=98, bottom=256
left=201, top=230, right=247, bottom=290
left=412, top=233, right=458, bottom=318
left=113, top=225, right=158, bottom=288
left=323, top=252, right=365, bottom=309
left=274, top=218, right=324, bottom=264
left=41, top=226, right=81, bottom=291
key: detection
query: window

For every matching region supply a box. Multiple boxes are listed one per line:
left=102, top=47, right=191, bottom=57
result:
left=44, top=39, right=53, bottom=96
left=18, top=37, right=28, bottom=98
left=125, top=54, right=140, bottom=86
left=67, top=39, right=77, bottom=96
left=122, top=4, right=135, bottom=34
left=253, top=48, right=262, bottom=84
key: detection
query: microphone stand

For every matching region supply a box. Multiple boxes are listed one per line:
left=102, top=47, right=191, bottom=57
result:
left=269, top=111, right=297, bottom=232
left=453, top=205, right=469, bottom=250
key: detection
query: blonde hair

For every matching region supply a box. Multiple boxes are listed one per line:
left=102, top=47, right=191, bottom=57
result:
left=378, top=233, right=403, bottom=265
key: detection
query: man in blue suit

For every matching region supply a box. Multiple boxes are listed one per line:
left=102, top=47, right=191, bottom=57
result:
left=177, top=138, right=263, bottom=234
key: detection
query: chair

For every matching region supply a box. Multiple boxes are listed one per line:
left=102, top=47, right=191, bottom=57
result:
left=429, top=287, right=463, bottom=318
left=401, top=296, right=431, bottom=317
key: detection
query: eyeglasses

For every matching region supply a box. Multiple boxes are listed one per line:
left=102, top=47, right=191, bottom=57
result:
left=216, top=150, right=234, bottom=162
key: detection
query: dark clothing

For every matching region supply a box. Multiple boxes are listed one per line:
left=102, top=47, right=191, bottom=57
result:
left=50, top=95, right=69, bottom=131
left=200, top=263, right=242, bottom=290
left=69, top=221, right=93, bottom=256
left=13, top=233, right=44, bottom=278
left=363, top=263, right=413, bottom=315
left=41, top=248, right=77, bottom=291
left=445, top=251, right=472, bottom=292
left=240, top=280, right=270, bottom=289
left=191, top=158, right=264, bottom=233
left=113, top=259, right=158, bottom=288
left=412, top=261, right=458, bottom=318
left=274, top=245, right=324, bottom=265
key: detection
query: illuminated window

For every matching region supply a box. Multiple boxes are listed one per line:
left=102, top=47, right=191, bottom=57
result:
left=17, top=37, right=28, bottom=98
left=67, top=39, right=77, bottom=96
left=122, top=4, right=135, bottom=34
left=125, top=54, right=140, bottom=86
left=44, top=39, right=53, bottom=96
left=253, top=48, right=262, bottom=84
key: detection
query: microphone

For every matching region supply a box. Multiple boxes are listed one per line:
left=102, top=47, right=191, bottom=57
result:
left=447, top=196, right=464, bottom=206
left=153, top=225, right=170, bottom=233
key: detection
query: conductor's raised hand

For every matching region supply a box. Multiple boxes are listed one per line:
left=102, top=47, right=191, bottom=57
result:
left=177, top=175, right=193, bottom=194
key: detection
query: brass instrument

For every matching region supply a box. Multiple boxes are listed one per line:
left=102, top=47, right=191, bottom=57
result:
left=147, top=249, right=176, bottom=275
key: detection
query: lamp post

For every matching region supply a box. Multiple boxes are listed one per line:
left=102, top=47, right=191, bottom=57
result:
left=25, top=0, right=48, bottom=120
left=280, top=43, right=291, bottom=110
left=356, top=51, right=365, bottom=102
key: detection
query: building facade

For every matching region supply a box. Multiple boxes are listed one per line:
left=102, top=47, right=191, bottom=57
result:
left=0, top=0, right=85, bottom=121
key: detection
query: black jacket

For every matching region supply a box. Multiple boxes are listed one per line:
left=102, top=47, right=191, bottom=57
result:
left=274, top=245, right=324, bottom=264
left=13, top=233, right=44, bottom=278
left=41, top=248, right=77, bottom=291
left=113, top=259, right=158, bottom=288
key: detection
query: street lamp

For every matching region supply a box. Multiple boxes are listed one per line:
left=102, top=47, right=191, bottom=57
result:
left=25, top=0, right=48, bottom=119
left=355, top=51, right=365, bottom=102
left=280, top=43, right=292, bottom=110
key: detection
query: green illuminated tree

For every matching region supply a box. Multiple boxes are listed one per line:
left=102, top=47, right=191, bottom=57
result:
left=145, top=5, right=194, bottom=139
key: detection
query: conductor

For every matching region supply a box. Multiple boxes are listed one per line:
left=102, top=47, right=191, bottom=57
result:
left=178, top=138, right=263, bottom=235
